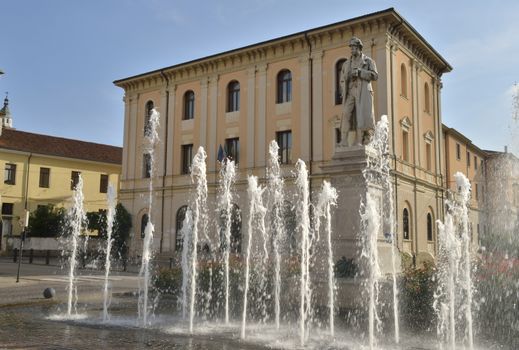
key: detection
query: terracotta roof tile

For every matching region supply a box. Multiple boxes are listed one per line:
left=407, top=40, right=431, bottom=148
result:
left=0, top=129, right=122, bottom=165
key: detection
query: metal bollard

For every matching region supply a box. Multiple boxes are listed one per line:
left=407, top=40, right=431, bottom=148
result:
left=29, top=249, right=34, bottom=264
left=169, top=257, right=173, bottom=269
left=13, top=248, right=18, bottom=263
left=45, top=250, right=50, bottom=265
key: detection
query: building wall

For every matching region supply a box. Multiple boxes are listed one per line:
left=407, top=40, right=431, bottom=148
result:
left=116, top=12, right=451, bottom=262
left=0, top=149, right=121, bottom=241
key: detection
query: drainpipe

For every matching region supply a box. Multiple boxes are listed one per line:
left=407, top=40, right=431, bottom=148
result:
left=389, top=41, right=399, bottom=247
left=159, top=70, right=170, bottom=254
left=304, top=33, right=314, bottom=202
left=24, top=153, right=32, bottom=211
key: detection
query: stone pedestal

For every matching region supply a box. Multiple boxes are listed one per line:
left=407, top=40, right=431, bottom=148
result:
left=320, top=145, right=399, bottom=278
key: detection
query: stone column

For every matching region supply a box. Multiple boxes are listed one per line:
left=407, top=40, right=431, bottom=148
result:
left=257, top=64, right=267, bottom=167
left=312, top=50, right=324, bottom=162
left=166, top=85, right=177, bottom=177
left=299, top=54, right=311, bottom=162
left=121, top=93, right=130, bottom=182
left=200, top=77, right=209, bottom=148
left=246, top=66, right=256, bottom=169
left=128, top=93, right=139, bottom=181
left=207, top=75, right=219, bottom=171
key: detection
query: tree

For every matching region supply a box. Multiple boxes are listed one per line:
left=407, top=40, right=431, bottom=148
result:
left=28, top=204, right=66, bottom=237
left=112, top=203, right=132, bottom=266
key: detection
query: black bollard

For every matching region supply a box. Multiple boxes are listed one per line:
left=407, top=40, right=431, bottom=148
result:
left=45, top=250, right=50, bottom=265
left=29, top=249, right=34, bottom=264
left=13, top=248, right=18, bottom=263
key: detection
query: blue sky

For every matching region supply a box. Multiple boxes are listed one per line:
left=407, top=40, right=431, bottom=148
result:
left=2, top=0, right=519, bottom=152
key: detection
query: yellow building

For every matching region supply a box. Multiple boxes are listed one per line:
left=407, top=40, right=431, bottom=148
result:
left=442, top=124, right=486, bottom=248
left=114, top=8, right=455, bottom=264
left=0, top=96, right=122, bottom=251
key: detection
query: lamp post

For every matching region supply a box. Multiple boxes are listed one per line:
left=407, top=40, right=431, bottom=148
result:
left=16, top=210, right=29, bottom=283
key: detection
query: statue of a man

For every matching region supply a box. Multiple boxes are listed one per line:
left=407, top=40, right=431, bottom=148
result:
left=339, top=37, right=378, bottom=146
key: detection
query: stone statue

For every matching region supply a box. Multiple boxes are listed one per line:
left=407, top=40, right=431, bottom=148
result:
left=339, top=37, right=378, bottom=146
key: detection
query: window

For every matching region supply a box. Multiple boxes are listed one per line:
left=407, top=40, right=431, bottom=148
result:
left=227, top=81, right=240, bottom=112
left=100, top=174, right=109, bottom=193
left=276, top=130, right=292, bottom=164
left=424, top=83, right=430, bottom=113
left=474, top=156, right=478, bottom=170
left=140, top=214, right=149, bottom=239
left=4, top=163, right=16, bottom=185
left=467, top=151, right=471, bottom=167
left=71, top=171, right=80, bottom=190
left=475, top=183, right=479, bottom=200
left=402, top=131, right=409, bottom=162
left=1, top=203, right=13, bottom=239
left=400, top=64, right=408, bottom=98
left=176, top=206, right=189, bottom=251
left=183, top=91, right=195, bottom=120
left=219, top=204, right=242, bottom=254
left=144, top=101, right=154, bottom=136
left=403, top=208, right=410, bottom=240
left=181, top=144, right=193, bottom=175
left=426, top=143, right=432, bottom=171
left=2, top=203, right=13, bottom=216
left=335, top=59, right=347, bottom=104
left=427, top=213, right=433, bottom=241
left=225, top=138, right=240, bottom=165
left=143, top=153, right=152, bottom=178
left=39, top=167, right=50, bottom=188
left=456, top=143, right=461, bottom=160
left=277, top=70, right=292, bottom=103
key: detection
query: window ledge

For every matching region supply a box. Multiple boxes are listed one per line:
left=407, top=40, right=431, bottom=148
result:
left=225, top=111, right=240, bottom=123
left=275, top=101, right=292, bottom=115
left=181, top=119, right=194, bottom=131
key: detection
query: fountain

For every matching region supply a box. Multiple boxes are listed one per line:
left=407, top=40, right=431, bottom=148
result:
left=434, top=172, right=474, bottom=350
left=65, top=175, right=86, bottom=317
left=102, top=183, right=117, bottom=321
left=42, top=113, right=518, bottom=350
left=137, top=107, right=160, bottom=327
left=219, top=159, right=236, bottom=325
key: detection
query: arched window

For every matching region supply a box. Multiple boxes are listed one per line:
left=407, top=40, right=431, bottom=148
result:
left=424, top=82, right=430, bottom=113
left=403, top=208, right=410, bottom=240
left=277, top=70, right=292, bottom=103
left=140, top=213, right=149, bottom=239
left=175, top=206, right=189, bottom=251
left=227, top=81, right=240, bottom=112
left=400, top=64, right=407, bottom=98
left=427, top=212, right=433, bottom=241
left=144, top=101, right=154, bottom=136
left=183, top=91, right=195, bottom=120
left=220, top=204, right=242, bottom=254
left=335, top=59, right=347, bottom=105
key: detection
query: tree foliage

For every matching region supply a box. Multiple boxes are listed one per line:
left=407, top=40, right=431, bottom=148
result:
left=28, top=204, right=66, bottom=237
left=85, top=203, right=132, bottom=258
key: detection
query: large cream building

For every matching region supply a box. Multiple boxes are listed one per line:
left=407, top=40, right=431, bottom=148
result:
left=0, top=96, right=122, bottom=251
left=114, top=8, right=461, bottom=265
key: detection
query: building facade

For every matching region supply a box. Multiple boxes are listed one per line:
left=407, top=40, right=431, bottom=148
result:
left=114, top=8, right=457, bottom=266
left=0, top=96, right=122, bottom=251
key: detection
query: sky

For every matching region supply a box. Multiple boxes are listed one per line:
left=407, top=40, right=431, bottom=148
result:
left=2, top=0, right=519, bottom=152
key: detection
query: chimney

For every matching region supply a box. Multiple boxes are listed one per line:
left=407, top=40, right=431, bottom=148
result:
left=505, top=145, right=508, bottom=153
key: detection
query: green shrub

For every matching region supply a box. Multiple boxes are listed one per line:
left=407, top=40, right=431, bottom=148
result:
left=154, top=266, right=182, bottom=295
left=334, top=256, right=358, bottom=278
left=399, top=262, right=436, bottom=331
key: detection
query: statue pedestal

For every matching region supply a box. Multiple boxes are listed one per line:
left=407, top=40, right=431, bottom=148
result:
left=320, top=145, right=399, bottom=278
